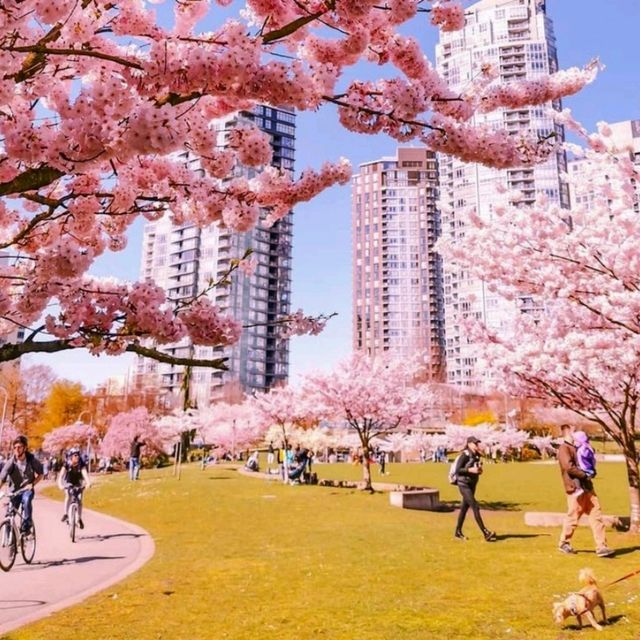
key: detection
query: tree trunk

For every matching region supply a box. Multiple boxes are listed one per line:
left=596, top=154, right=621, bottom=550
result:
left=623, top=449, right=640, bottom=533
left=281, top=430, right=289, bottom=484
left=362, top=443, right=373, bottom=492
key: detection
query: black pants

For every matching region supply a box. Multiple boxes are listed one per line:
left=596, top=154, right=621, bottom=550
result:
left=456, top=482, right=487, bottom=533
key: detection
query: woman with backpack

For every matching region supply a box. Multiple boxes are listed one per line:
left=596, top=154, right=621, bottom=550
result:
left=451, top=436, right=497, bottom=542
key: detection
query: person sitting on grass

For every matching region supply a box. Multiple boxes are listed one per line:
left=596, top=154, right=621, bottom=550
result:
left=245, top=450, right=260, bottom=472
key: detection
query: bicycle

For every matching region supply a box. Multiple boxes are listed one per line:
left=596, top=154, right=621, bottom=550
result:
left=65, top=485, right=84, bottom=543
left=0, top=487, right=37, bottom=572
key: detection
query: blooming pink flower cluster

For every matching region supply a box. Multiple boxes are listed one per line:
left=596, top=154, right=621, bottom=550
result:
left=42, top=422, right=97, bottom=455
left=257, top=159, right=352, bottom=226
left=227, top=125, right=273, bottom=167
left=423, top=115, right=556, bottom=168
left=179, top=298, right=242, bottom=346
left=430, top=1, right=466, bottom=32
left=278, top=309, right=330, bottom=339
left=479, top=61, right=600, bottom=113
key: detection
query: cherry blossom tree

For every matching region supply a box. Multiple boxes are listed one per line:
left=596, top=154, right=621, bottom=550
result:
left=198, top=401, right=262, bottom=454
left=101, top=406, right=170, bottom=461
left=304, top=353, right=434, bottom=490
left=0, top=1, right=596, bottom=368
left=41, top=420, right=97, bottom=455
left=250, top=385, right=318, bottom=481
left=0, top=422, right=18, bottom=456
left=463, top=307, right=640, bottom=531
left=441, top=125, right=640, bottom=530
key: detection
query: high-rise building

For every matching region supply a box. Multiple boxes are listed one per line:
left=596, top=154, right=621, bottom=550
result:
left=136, top=106, right=295, bottom=406
left=352, top=148, right=444, bottom=379
left=0, top=251, right=24, bottom=364
left=436, top=0, right=568, bottom=387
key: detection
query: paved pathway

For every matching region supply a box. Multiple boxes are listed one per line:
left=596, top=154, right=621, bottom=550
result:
left=0, top=494, right=154, bottom=635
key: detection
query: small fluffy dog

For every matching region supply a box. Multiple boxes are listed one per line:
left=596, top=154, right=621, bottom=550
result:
left=553, top=568, right=607, bottom=631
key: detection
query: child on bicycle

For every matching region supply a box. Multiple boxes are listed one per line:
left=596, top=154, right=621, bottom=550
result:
left=57, top=448, right=91, bottom=529
left=0, top=435, right=43, bottom=534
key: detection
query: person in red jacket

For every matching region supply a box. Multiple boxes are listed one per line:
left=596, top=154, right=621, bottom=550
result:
left=557, top=424, right=614, bottom=557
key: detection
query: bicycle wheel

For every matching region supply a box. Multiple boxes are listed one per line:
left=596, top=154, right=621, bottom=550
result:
left=0, top=520, right=17, bottom=572
left=69, top=502, right=77, bottom=543
left=20, top=522, right=36, bottom=564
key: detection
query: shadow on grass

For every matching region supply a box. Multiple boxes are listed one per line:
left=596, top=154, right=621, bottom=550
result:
left=438, top=500, right=525, bottom=512
left=479, top=500, right=527, bottom=511
left=495, top=532, right=550, bottom=540
left=608, top=545, right=640, bottom=557
left=207, top=476, right=232, bottom=480
left=563, top=613, right=624, bottom=631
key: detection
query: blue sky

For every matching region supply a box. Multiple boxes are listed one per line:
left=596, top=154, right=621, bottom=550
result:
left=27, top=0, right=640, bottom=389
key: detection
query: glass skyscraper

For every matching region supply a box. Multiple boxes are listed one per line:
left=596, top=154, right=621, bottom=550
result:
left=136, top=106, right=295, bottom=406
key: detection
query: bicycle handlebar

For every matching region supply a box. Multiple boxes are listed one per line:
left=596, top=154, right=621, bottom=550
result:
left=0, top=485, right=33, bottom=500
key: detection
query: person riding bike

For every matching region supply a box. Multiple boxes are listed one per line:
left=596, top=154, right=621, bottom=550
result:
left=0, top=435, right=43, bottom=534
left=58, top=447, right=91, bottom=529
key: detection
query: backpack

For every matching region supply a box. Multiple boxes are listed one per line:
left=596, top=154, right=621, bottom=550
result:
left=448, top=453, right=463, bottom=485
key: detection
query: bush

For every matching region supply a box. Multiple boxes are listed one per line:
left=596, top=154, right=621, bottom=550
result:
left=520, top=445, right=541, bottom=462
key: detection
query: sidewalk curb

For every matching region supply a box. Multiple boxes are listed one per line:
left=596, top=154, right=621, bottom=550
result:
left=0, top=497, right=155, bottom=637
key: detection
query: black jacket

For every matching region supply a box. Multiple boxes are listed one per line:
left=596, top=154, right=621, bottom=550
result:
left=454, top=449, right=482, bottom=488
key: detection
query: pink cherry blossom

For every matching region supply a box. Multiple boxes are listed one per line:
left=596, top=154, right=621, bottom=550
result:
left=42, top=422, right=97, bottom=455
left=303, top=352, right=435, bottom=490
left=0, top=0, right=596, bottom=369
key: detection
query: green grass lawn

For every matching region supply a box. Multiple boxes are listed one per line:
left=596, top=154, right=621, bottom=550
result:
left=9, top=461, right=640, bottom=640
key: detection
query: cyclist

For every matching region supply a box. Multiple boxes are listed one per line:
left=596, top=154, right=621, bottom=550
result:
left=58, top=447, right=91, bottom=529
left=0, top=435, right=43, bottom=534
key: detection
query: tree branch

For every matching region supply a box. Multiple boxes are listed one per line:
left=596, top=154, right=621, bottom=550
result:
left=125, top=343, right=228, bottom=369
left=1, top=45, right=144, bottom=71
left=0, top=165, right=65, bottom=197
left=0, top=338, right=228, bottom=370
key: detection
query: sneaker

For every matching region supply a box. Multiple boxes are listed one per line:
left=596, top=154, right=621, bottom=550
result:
left=483, top=530, right=497, bottom=542
left=78, top=519, right=84, bottom=530
left=596, top=546, right=615, bottom=558
left=454, top=531, right=467, bottom=540
left=559, top=541, right=577, bottom=554
left=61, top=514, right=68, bottom=523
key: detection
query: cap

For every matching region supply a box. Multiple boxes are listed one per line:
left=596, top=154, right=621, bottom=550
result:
left=466, top=436, right=481, bottom=445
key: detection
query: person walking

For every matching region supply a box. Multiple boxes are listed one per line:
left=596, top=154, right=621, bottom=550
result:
left=129, top=435, right=145, bottom=481
left=453, top=436, right=497, bottom=542
left=557, top=424, right=614, bottom=557
left=0, top=435, right=43, bottom=534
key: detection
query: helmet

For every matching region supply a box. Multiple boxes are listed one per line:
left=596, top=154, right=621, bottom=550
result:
left=68, top=447, right=81, bottom=457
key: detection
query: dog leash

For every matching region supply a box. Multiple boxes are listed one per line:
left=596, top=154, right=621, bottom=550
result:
left=605, top=566, right=640, bottom=588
